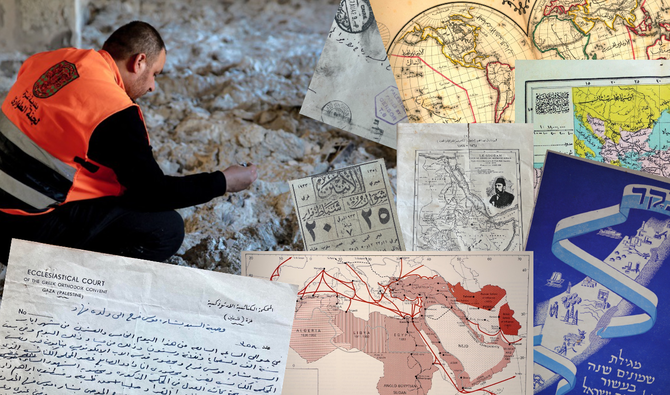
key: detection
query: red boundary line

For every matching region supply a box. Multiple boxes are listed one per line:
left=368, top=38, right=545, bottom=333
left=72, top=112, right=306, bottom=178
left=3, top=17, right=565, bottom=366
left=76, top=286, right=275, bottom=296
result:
left=390, top=54, right=478, bottom=123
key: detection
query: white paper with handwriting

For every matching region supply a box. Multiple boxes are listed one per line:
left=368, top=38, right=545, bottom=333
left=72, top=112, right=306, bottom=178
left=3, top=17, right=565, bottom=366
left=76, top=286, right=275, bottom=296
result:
left=0, top=240, right=298, bottom=395
left=299, top=1, right=407, bottom=148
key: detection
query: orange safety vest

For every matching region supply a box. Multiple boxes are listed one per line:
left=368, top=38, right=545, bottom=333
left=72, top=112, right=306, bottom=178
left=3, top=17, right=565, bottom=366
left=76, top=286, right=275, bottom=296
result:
left=0, top=48, right=147, bottom=215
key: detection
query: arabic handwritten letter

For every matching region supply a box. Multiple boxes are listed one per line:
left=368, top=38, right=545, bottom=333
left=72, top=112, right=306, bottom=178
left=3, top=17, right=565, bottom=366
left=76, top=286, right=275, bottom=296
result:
left=0, top=240, right=298, bottom=395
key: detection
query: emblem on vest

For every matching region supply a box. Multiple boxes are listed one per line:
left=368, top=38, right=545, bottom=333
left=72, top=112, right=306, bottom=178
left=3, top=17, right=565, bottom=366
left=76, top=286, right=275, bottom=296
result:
left=33, top=61, right=79, bottom=98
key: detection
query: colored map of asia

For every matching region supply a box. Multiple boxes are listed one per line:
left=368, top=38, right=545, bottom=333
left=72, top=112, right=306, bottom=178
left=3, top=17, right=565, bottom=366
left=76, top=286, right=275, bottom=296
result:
left=573, top=84, right=670, bottom=176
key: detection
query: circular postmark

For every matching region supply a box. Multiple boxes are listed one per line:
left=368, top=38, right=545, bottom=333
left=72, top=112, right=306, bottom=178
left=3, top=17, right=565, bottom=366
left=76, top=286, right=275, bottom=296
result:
left=321, top=100, right=352, bottom=130
left=335, top=0, right=375, bottom=34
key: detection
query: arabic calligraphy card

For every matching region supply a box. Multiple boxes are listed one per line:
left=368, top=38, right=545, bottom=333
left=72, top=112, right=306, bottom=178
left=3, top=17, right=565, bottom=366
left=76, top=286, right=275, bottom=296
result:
left=289, top=158, right=404, bottom=252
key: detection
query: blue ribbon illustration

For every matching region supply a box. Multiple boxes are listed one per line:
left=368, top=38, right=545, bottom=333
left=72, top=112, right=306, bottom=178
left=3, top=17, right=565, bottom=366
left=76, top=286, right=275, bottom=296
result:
left=536, top=184, right=661, bottom=394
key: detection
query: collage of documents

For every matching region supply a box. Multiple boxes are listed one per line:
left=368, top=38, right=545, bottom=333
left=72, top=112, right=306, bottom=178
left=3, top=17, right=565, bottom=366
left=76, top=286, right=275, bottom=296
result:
left=1, top=0, right=669, bottom=395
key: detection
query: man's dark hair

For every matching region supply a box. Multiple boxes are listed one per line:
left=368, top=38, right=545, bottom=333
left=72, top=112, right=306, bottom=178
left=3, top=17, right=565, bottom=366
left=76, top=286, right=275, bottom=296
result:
left=495, top=177, right=506, bottom=186
left=102, top=21, right=165, bottom=64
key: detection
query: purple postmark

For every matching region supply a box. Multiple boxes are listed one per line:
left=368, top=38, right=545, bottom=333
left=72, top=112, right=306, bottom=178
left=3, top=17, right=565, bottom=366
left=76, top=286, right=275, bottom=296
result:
left=375, top=86, right=407, bottom=125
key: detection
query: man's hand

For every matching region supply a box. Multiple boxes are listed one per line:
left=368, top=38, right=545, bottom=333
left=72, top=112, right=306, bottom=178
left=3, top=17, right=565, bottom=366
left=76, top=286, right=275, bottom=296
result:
left=223, top=164, right=258, bottom=193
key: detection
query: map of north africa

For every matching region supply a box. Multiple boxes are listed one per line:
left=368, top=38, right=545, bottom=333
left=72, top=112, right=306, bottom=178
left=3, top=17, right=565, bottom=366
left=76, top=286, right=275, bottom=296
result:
left=242, top=252, right=532, bottom=395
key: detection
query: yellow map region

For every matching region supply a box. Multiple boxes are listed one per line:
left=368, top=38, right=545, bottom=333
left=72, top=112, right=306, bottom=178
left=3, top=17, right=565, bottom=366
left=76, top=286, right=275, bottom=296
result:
left=567, top=0, right=638, bottom=33
left=400, top=10, right=487, bottom=70
left=574, top=85, right=669, bottom=141
left=572, top=84, right=670, bottom=164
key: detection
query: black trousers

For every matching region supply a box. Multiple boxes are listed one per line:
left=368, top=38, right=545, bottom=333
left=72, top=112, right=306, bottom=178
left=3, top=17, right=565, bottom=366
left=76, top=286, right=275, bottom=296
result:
left=0, top=197, right=184, bottom=264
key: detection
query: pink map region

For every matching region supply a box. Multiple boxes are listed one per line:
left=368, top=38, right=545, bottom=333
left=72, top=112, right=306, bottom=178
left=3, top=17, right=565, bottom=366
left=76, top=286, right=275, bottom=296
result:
left=499, top=303, right=521, bottom=336
left=335, top=311, right=439, bottom=395
left=290, top=295, right=343, bottom=363
left=389, top=276, right=517, bottom=389
left=289, top=274, right=520, bottom=394
left=448, top=282, right=505, bottom=311
left=437, top=282, right=521, bottom=336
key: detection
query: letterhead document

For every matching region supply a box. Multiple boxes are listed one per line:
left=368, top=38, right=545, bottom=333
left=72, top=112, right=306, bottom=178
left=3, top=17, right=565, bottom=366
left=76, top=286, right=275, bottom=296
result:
left=0, top=240, right=298, bottom=395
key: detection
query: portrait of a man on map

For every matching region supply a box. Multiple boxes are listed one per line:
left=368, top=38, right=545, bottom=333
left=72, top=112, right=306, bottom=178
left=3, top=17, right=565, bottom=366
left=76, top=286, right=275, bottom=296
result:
left=490, top=177, right=514, bottom=208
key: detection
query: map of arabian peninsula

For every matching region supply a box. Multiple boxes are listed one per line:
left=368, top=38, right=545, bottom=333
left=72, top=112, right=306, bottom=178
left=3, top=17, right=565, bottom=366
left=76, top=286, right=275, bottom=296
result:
left=572, top=84, right=670, bottom=176
left=244, top=253, right=532, bottom=395
left=415, top=151, right=522, bottom=251
left=387, top=4, right=534, bottom=124
left=529, top=0, right=670, bottom=61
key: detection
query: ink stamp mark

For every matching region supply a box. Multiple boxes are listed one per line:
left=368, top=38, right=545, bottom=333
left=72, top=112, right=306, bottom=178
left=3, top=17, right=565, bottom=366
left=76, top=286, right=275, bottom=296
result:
left=335, top=0, right=375, bottom=34
left=322, top=100, right=352, bottom=130
left=375, top=86, right=407, bottom=125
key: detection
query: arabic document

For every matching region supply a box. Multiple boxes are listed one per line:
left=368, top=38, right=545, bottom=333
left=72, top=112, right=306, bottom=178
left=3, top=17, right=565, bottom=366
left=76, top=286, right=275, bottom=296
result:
left=300, top=0, right=406, bottom=148
left=397, top=123, right=534, bottom=251
left=289, top=158, right=405, bottom=252
left=0, top=240, right=298, bottom=395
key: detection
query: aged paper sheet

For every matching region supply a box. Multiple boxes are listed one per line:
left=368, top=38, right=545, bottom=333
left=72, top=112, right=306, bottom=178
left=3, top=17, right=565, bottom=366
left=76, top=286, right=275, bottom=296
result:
left=241, top=250, right=534, bottom=395
left=368, top=0, right=533, bottom=124
left=289, top=158, right=404, bottom=251
left=528, top=152, right=670, bottom=395
left=300, top=1, right=406, bottom=148
left=397, top=123, right=534, bottom=251
left=363, top=0, right=662, bottom=125
left=0, top=240, right=298, bottom=395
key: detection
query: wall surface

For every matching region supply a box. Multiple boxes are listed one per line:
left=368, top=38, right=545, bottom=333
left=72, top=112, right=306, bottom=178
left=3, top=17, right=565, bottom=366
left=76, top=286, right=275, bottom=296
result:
left=0, top=0, right=87, bottom=54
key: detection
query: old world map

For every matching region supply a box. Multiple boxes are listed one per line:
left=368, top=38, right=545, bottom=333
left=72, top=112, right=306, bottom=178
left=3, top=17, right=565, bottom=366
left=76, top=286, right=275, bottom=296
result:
left=386, top=3, right=533, bottom=124
left=370, top=0, right=670, bottom=126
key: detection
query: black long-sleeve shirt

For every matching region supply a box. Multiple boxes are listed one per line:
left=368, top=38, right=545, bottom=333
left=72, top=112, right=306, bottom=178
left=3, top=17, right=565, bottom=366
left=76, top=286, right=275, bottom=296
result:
left=88, top=106, right=227, bottom=211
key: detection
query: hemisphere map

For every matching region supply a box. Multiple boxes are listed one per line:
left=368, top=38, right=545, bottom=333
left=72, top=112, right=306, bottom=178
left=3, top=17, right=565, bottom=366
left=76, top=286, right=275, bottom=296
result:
left=386, top=3, right=533, bottom=124
left=369, top=0, right=670, bottom=125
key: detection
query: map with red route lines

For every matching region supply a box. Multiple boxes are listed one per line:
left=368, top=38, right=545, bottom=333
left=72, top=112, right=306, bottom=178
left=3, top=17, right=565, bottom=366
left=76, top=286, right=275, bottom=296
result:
left=383, top=3, right=532, bottom=124
left=242, top=251, right=533, bottom=395
left=366, top=0, right=669, bottom=127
